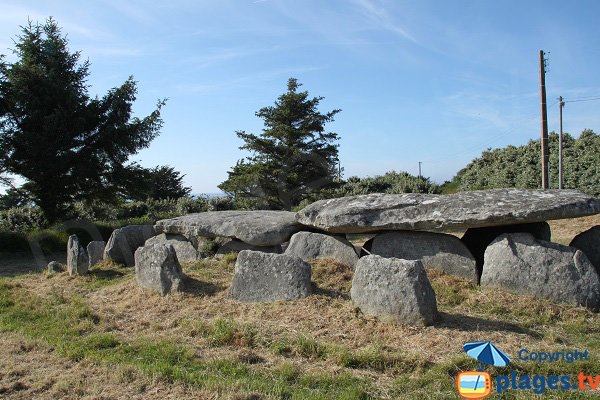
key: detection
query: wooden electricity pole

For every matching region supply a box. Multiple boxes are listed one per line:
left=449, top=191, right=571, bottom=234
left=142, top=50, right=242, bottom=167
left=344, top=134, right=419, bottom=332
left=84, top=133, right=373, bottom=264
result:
left=540, top=50, right=550, bottom=189
left=559, top=96, right=565, bottom=189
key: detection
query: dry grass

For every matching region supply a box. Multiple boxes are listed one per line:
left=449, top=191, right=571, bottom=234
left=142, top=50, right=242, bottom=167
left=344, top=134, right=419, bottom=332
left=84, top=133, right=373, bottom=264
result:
left=548, top=213, right=600, bottom=245
left=1, top=215, right=599, bottom=399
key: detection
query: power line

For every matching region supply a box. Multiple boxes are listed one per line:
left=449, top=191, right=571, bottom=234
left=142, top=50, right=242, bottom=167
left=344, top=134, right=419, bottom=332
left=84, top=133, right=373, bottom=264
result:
left=564, top=97, right=600, bottom=103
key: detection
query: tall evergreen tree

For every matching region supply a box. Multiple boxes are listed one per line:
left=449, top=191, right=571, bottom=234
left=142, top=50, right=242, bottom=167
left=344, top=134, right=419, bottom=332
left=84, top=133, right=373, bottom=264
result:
left=0, top=18, right=165, bottom=222
left=219, top=78, right=341, bottom=210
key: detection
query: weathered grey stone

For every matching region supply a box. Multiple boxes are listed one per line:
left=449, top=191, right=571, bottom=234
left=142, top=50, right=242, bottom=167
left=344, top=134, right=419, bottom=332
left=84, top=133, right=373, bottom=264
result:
left=67, top=235, right=89, bottom=276
left=155, top=211, right=304, bottom=246
left=104, top=225, right=155, bottom=267
left=363, top=231, right=477, bottom=283
left=47, top=261, right=64, bottom=274
left=481, top=233, right=600, bottom=311
left=216, top=239, right=282, bottom=256
left=351, top=255, right=438, bottom=326
left=296, top=189, right=600, bottom=233
left=461, top=222, right=551, bottom=279
left=284, top=231, right=359, bottom=266
left=87, top=241, right=106, bottom=267
left=570, top=226, right=600, bottom=274
left=134, top=243, right=184, bottom=296
left=145, top=233, right=198, bottom=261
left=229, top=250, right=311, bottom=302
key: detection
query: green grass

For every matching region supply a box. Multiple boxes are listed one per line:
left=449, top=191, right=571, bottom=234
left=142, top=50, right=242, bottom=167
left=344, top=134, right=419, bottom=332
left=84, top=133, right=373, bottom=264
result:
left=0, top=279, right=373, bottom=399
left=3, top=261, right=600, bottom=399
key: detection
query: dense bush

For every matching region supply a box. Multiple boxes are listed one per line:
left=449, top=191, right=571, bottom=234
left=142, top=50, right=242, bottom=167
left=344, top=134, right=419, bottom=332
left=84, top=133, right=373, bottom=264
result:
left=0, top=207, right=48, bottom=232
left=452, top=129, right=600, bottom=196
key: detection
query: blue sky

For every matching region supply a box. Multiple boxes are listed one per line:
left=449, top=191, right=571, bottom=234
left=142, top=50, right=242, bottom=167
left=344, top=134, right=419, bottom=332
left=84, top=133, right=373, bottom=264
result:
left=1, top=0, right=599, bottom=193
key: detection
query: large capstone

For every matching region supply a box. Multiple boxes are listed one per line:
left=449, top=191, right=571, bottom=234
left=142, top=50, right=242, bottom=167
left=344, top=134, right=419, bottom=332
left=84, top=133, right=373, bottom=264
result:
left=481, top=233, right=600, bottom=311
left=461, top=222, right=551, bottom=279
left=284, top=231, right=359, bottom=267
left=134, top=243, right=184, bottom=296
left=296, top=189, right=600, bottom=233
left=67, top=235, right=89, bottom=276
left=145, top=233, right=198, bottom=262
left=104, top=225, right=156, bottom=267
left=229, top=251, right=312, bottom=302
left=363, top=231, right=477, bottom=283
left=570, top=226, right=600, bottom=274
left=350, top=255, right=438, bottom=326
left=155, top=210, right=304, bottom=246
left=87, top=240, right=106, bottom=267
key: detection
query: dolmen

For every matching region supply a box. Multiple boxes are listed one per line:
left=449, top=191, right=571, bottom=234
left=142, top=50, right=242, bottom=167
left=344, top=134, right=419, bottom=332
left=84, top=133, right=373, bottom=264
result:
left=145, top=189, right=600, bottom=318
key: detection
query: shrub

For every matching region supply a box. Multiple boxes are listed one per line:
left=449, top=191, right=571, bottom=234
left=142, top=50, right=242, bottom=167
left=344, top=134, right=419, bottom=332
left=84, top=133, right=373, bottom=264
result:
left=0, top=207, right=48, bottom=232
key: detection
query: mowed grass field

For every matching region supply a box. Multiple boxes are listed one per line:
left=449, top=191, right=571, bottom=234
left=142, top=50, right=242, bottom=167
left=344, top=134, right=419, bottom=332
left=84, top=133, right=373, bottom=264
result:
left=0, top=214, right=599, bottom=399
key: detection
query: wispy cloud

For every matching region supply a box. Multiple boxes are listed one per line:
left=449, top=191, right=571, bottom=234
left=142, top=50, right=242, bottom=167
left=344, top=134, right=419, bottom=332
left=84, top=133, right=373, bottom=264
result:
left=350, top=0, right=418, bottom=44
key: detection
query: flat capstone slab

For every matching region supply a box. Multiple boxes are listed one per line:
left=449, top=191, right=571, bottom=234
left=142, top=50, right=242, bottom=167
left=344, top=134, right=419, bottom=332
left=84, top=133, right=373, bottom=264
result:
left=155, top=210, right=304, bottom=246
left=296, top=189, right=600, bottom=233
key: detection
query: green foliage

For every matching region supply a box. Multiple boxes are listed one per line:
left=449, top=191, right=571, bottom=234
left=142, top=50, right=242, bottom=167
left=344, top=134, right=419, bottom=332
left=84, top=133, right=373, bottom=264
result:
left=452, top=129, right=600, bottom=196
left=296, top=170, right=440, bottom=209
left=127, top=165, right=191, bottom=201
left=0, top=18, right=165, bottom=222
left=219, top=78, right=341, bottom=210
left=0, top=206, right=47, bottom=231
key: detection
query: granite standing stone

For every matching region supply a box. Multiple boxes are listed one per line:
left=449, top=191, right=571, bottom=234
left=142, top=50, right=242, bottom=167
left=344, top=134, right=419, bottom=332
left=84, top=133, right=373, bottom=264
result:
left=570, top=226, right=600, bottom=274
left=134, top=243, right=184, bottom=296
left=461, top=222, right=551, bottom=279
left=481, top=233, right=600, bottom=311
left=351, top=255, right=438, bottom=326
left=284, top=231, right=359, bottom=267
left=364, top=231, right=477, bottom=283
left=87, top=240, right=106, bottom=267
left=47, top=261, right=64, bottom=274
left=145, top=233, right=198, bottom=261
left=104, top=225, right=155, bottom=267
left=67, top=235, right=89, bottom=276
left=229, top=251, right=312, bottom=302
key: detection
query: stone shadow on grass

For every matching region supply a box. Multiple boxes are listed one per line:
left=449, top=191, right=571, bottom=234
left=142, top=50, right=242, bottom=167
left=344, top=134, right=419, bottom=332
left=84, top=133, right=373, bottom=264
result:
left=88, top=268, right=126, bottom=280
left=310, top=282, right=350, bottom=300
left=436, top=312, right=543, bottom=339
left=182, top=275, right=223, bottom=296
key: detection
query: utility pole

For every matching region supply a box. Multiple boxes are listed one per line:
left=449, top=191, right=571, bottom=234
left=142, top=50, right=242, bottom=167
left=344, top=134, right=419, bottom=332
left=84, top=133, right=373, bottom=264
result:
left=558, top=96, right=565, bottom=189
left=539, top=50, right=550, bottom=189
left=418, top=161, right=422, bottom=178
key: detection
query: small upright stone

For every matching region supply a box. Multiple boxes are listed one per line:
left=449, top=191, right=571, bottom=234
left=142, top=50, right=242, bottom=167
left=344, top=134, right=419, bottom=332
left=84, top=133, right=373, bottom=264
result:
left=87, top=241, right=106, bottom=267
left=67, top=235, right=89, bottom=276
left=47, top=261, right=64, bottom=274
left=229, top=251, right=312, bottom=302
left=134, top=243, right=184, bottom=296
left=351, top=255, right=438, bottom=326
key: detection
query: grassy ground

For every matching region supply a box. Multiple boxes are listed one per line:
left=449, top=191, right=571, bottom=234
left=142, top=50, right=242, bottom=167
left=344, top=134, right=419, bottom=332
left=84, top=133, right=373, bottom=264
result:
left=0, top=216, right=599, bottom=399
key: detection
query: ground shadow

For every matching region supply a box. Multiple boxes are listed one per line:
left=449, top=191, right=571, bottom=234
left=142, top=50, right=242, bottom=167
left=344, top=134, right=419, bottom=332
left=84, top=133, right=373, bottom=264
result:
left=182, top=275, right=223, bottom=296
left=310, top=282, right=350, bottom=300
left=88, top=268, right=126, bottom=280
left=436, top=312, right=543, bottom=339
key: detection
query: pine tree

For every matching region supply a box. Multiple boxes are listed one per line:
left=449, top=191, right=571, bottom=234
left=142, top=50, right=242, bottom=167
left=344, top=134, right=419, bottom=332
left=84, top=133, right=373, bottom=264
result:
left=219, top=78, right=341, bottom=210
left=0, top=19, right=165, bottom=222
